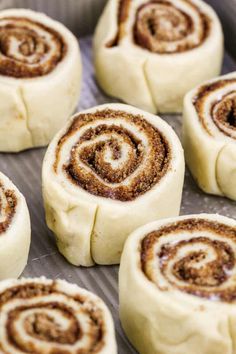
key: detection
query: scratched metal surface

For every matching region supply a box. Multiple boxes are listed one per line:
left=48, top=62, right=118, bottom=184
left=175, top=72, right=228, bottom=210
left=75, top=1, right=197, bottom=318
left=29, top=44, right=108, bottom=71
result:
left=0, top=0, right=235, bottom=352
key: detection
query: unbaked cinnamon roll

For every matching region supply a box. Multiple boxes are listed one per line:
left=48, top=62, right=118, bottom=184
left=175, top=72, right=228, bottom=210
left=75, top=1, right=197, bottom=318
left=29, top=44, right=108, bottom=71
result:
left=0, top=277, right=117, bottom=353
left=0, top=172, right=30, bottom=279
left=0, top=9, right=81, bottom=152
left=183, top=72, right=236, bottom=200
left=119, top=214, right=236, bottom=354
left=94, top=0, right=223, bottom=113
left=42, top=103, right=184, bottom=266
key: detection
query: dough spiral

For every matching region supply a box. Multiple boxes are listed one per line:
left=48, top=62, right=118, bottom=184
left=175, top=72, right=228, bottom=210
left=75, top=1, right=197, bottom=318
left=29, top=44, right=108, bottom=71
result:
left=0, top=9, right=81, bottom=152
left=116, top=0, right=210, bottom=54
left=183, top=72, right=236, bottom=200
left=119, top=214, right=236, bottom=354
left=0, top=17, right=65, bottom=78
left=0, top=172, right=30, bottom=279
left=54, top=108, right=170, bottom=201
left=94, top=0, right=223, bottom=113
left=0, top=277, right=117, bottom=353
left=141, top=218, right=236, bottom=302
left=0, top=181, right=17, bottom=234
left=43, top=104, right=184, bottom=266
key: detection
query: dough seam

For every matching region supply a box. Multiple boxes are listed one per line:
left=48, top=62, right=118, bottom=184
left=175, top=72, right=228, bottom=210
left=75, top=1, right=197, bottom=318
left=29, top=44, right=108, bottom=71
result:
left=90, top=204, right=99, bottom=264
left=66, top=201, right=98, bottom=265
left=228, top=317, right=235, bottom=354
left=19, top=85, right=33, bottom=146
left=143, top=58, right=157, bottom=113
left=215, top=142, right=228, bottom=197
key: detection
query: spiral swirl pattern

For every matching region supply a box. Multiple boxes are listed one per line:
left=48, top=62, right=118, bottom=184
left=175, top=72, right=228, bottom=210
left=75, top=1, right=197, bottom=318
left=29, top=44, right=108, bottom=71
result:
left=0, top=181, right=17, bottom=235
left=194, top=78, right=236, bottom=140
left=0, top=17, right=65, bottom=78
left=108, top=0, right=210, bottom=54
left=141, top=218, right=236, bottom=302
left=54, top=108, right=171, bottom=201
left=0, top=279, right=109, bottom=353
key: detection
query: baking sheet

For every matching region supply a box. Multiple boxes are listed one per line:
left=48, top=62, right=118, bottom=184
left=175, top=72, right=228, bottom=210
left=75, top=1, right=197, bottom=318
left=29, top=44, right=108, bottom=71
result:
left=0, top=36, right=235, bottom=354
left=0, top=0, right=107, bottom=36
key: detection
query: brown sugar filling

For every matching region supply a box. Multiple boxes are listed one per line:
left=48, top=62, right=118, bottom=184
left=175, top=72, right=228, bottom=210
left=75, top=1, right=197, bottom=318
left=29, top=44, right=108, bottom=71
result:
left=141, top=218, right=236, bottom=302
left=0, top=282, right=105, bottom=353
left=0, top=183, right=17, bottom=235
left=0, top=17, right=66, bottom=78
left=107, top=0, right=210, bottom=54
left=54, top=109, right=171, bottom=202
left=194, top=79, right=236, bottom=138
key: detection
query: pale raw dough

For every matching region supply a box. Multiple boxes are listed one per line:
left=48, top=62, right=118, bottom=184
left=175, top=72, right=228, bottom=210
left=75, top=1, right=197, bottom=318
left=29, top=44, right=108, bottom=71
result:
left=0, top=9, right=81, bottom=152
left=42, top=103, right=185, bottom=266
left=119, top=213, right=236, bottom=354
left=0, top=172, right=30, bottom=279
left=183, top=72, right=236, bottom=200
left=0, top=277, right=117, bottom=353
left=94, top=0, right=223, bottom=113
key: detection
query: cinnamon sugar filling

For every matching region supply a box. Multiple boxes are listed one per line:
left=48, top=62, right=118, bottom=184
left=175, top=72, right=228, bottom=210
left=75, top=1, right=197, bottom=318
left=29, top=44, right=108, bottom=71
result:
left=0, top=183, right=17, bottom=235
left=107, top=0, right=210, bottom=54
left=0, top=17, right=66, bottom=78
left=54, top=109, right=171, bottom=202
left=0, top=282, right=105, bottom=353
left=194, top=79, right=236, bottom=138
left=141, top=219, right=236, bottom=302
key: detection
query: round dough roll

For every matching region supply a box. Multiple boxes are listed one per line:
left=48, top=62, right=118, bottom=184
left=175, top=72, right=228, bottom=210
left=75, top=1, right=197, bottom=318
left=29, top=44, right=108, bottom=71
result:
left=119, top=214, right=236, bottom=354
left=42, top=103, right=185, bottom=266
left=94, top=0, right=223, bottom=114
left=0, top=8, right=81, bottom=152
left=183, top=72, right=236, bottom=200
left=0, top=277, right=117, bottom=353
left=0, top=172, right=30, bottom=279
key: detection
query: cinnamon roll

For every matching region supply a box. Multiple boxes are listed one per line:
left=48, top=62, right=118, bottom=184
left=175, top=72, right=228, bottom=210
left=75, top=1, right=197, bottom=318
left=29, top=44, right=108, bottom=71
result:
left=94, top=0, right=223, bottom=113
left=0, top=277, right=117, bottom=353
left=0, top=172, right=30, bottom=279
left=42, top=103, right=184, bottom=266
left=119, top=214, right=236, bottom=354
left=183, top=72, right=236, bottom=200
left=0, top=9, right=81, bottom=152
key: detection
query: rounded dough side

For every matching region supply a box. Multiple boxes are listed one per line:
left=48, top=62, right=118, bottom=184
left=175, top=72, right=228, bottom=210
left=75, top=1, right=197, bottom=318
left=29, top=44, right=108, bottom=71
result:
left=90, top=104, right=185, bottom=264
left=0, top=172, right=31, bottom=279
left=42, top=132, right=97, bottom=267
left=0, top=83, right=32, bottom=152
left=42, top=103, right=184, bottom=266
left=93, top=0, right=156, bottom=114
left=119, top=214, right=236, bottom=354
left=182, top=87, right=224, bottom=195
left=0, top=8, right=82, bottom=151
left=145, top=0, right=224, bottom=113
left=94, top=0, right=223, bottom=114
left=216, top=143, right=236, bottom=200
left=183, top=72, right=236, bottom=198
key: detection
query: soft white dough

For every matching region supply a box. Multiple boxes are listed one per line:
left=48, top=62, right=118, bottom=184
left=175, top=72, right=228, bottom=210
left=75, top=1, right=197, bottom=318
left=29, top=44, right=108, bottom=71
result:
left=0, top=277, right=117, bottom=354
left=94, top=0, right=223, bottom=113
left=119, top=214, right=236, bottom=354
left=183, top=72, right=236, bottom=200
left=42, top=103, right=185, bottom=267
left=0, top=9, right=81, bottom=152
left=0, top=172, right=31, bottom=279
